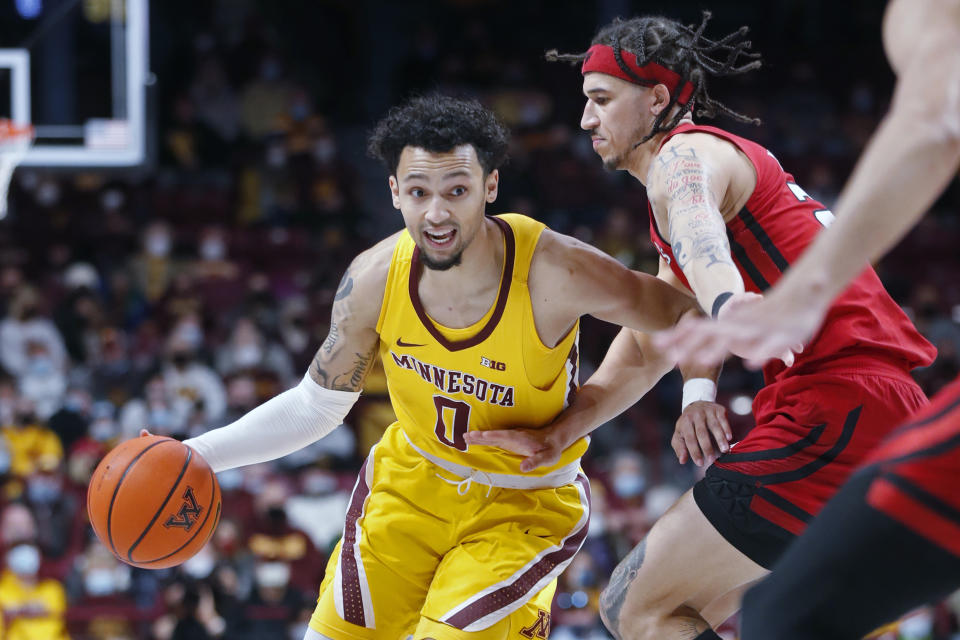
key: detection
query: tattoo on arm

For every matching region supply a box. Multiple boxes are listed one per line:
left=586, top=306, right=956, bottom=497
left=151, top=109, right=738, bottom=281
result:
left=321, top=321, right=341, bottom=355
left=599, top=540, right=646, bottom=639
left=335, top=269, right=354, bottom=301
left=657, top=144, right=735, bottom=272
left=311, top=344, right=377, bottom=392
left=310, top=258, right=379, bottom=392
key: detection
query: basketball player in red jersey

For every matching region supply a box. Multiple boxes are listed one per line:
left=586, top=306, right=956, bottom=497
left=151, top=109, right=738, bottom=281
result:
left=467, top=12, right=936, bottom=640
left=654, top=1, right=960, bottom=637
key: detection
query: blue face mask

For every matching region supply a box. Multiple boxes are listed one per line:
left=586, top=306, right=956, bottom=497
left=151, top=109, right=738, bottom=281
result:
left=27, top=357, right=54, bottom=376
left=217, top=468, right=243, bottom=491
left=27, top=477, right=61, bottom=504
left=6, top=544, right=40, bottom=576
left=64, top=393, right=87, bottom=414
left=149, top=407, right=173, bottom=429
left=612, top=473, right=646, bottom=499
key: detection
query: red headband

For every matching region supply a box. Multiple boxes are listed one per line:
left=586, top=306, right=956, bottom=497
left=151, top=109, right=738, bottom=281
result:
left=581, top=44, right=695, bottom=105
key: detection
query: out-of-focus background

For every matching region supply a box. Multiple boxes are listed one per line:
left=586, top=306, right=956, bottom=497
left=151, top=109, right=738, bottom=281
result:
left=0, top=1, right=956, bottom=638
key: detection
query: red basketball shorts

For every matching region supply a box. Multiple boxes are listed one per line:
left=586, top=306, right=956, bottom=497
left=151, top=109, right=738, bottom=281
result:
left=693, top=366, right=928, bottom=568
left=864, top=374, right=960, bottom=557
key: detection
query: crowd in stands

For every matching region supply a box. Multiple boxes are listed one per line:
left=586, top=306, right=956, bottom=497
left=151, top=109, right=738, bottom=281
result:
left=0, top=1, right=958, bottom=638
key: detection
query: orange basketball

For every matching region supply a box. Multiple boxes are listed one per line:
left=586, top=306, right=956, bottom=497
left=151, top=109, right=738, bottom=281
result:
left=87, top=435, right=221, bottom=569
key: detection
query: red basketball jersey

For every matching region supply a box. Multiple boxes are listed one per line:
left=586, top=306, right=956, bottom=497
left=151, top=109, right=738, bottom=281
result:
left=647, top=123, right=936, bottom=383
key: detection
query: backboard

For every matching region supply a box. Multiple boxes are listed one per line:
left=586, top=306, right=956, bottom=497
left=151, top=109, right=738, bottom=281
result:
left=0, top=0, right=148, bottom=167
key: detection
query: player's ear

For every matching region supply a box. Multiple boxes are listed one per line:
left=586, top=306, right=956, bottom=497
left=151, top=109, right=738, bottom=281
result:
left=651, top=84, right=671, bottom=115
left=484, top=169, right=499, bottom=203
left=388, top=176, right=401, bottom=210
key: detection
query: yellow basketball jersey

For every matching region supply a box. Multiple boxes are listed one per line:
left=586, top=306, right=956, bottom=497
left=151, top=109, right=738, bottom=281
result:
left=375, top=213, right=588, bottom=477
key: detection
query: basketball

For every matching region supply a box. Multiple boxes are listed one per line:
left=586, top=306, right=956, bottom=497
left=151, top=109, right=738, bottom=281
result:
left=87, top=435, right=221, bottom=569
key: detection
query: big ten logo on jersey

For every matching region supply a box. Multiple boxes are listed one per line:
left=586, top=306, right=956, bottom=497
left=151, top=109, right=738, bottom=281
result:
left=519, top=609, right=551, bottom=639
left=480, top=356, right=506, bottom=371
left=163, top=486, right=203, bottom=531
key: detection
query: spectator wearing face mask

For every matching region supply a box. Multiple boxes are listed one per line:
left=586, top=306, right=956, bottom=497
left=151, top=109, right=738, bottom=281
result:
left=24, top=466, right=79, bottom=564
left=162, top=325, right=227, bottom=432
left=244, top=558, right=309, bottom=640
left=604, top=451, right=651, bottom=547
left=129, top=221, right=180, bottom=303
left=53, top=262, right=104, bottom=367
left=0, top=542, right=70, bottom=639
left=244, top=479, right=325, bottom=597
left=18, top=341, right=68, bottom=421
left=88, top=328, right=138, bottom=403
left=47, top=387, right=92, bottom=455
left=69, top=540, right=132, bottom=602
left=119, top=373, right=184, bottom=440
left=193, top=226, right=245, bottom=313
left=0, top=286, right=68, bottom=382
left=1, top=397, right=64, bottom=478
left=215, top=317, right=295, bottom=390
left=277, top=296, right=313, bottom=371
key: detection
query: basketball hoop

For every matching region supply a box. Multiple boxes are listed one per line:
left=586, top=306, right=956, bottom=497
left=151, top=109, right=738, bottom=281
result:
left=0, top=119, right=35, bottom=220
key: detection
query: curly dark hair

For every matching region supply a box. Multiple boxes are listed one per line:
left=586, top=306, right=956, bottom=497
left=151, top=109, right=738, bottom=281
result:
left=367, top=94, right=510, bottom=175
left=548, top=11, right=762, bottom=145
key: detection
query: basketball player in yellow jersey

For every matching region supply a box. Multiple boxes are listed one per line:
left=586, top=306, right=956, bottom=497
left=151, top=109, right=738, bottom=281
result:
left=180, top=94, right=728, bottom=640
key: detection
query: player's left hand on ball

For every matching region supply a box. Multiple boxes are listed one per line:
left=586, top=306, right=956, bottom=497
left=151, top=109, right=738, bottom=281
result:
left=671, top=401, right=731, bottom=467
left=464, top=428, right=562, bottom=472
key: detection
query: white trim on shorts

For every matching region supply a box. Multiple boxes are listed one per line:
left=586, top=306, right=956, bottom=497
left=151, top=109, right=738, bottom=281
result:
left=403, top=431, right=580, bottom=489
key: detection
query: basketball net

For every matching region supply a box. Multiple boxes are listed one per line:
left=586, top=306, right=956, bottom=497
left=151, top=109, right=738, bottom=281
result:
left=0, top=120, right=35, bottom=220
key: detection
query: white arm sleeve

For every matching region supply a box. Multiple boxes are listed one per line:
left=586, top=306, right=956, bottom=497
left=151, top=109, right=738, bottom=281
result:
left=183, top=373, right=360, bottom=473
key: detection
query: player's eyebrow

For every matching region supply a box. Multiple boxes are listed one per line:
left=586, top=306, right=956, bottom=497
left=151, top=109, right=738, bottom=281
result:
left=402, top=169, right=472, bottom=182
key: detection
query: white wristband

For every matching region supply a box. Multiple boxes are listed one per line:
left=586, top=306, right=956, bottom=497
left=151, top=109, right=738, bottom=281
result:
left=681, top=378, right=717, bottom=412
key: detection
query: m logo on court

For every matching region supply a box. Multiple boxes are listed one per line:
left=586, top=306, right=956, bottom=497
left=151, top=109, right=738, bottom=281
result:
left=519, top=609, right=550, bottom=639
left=163, top=486, right=203, bottom=531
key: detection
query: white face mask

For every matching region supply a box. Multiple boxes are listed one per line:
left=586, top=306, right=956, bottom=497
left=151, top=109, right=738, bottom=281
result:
left=200, top=240, right=226, bottom=261
left=182, top=547, right=216, bottom=579
left=233, top=344, right=263, bottom=367
left=90, top=419, right=117, bottom=442
left=101, top=189, right=125, bottom=211
left=84, top=568, right=118, bottom=596
left=217, top=468, right=243, bottom=491
left=145, top=234, right=171, bottom=257
left=254, top=561, right=290, bottom=588
left=6, top=544, right=40, bottom=576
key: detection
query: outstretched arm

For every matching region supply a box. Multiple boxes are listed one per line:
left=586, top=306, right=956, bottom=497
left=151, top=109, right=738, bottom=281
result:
left=781, top=0, right=960, bottom=303
left=465, top=327, right=673, bottom=470
left=184, top=241, right=392, bottom=472
left=657, top=1, right=960, bottom=368
left=465, top=242, right=728, bottom=470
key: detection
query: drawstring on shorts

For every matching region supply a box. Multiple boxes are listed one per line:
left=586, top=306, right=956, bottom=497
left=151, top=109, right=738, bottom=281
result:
left=435, top=469, right=494, bottom=497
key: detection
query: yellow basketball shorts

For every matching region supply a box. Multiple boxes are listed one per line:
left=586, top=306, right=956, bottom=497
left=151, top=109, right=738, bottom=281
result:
left=308, top=426, right=591, bottom=640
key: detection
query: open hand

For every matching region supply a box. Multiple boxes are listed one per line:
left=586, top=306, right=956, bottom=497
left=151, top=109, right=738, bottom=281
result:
left=671, top=400, right=732, bottom=466
left=464, top=427, right=565, bottom=472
